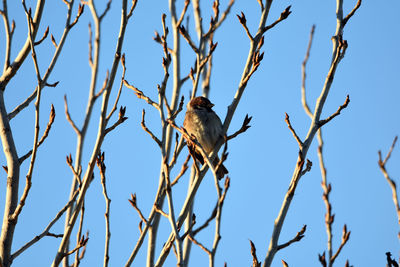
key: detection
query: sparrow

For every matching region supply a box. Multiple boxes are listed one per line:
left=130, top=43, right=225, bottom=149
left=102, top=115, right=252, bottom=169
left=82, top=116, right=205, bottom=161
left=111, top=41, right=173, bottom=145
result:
left=183, top=96, right=228, bottom=179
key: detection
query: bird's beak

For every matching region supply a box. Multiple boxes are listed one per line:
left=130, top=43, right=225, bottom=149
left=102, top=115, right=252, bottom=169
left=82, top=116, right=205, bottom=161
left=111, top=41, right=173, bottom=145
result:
left=209, top=103, right=214, bottom=108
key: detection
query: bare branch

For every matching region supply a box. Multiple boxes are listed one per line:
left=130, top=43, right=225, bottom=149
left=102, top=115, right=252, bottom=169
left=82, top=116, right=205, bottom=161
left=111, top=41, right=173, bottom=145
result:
left=227, top=114, right=252, bottom=141
left=154, top=204, right=169, bottom=218
left=330, top=224, right=351, bottom=264
left=8, top=88, right=37, bottom=120
left=378, top=136, right=400, bottom=227
left=124, top=79, right=160, bottom=110
left=140, top=109, right=162, bottom=148
left=127, top=0, right=139, bottom=19
left=177, top=0, right=190, bottom=27
left=65, top=234, right=89, bottom=257
left=162, top=161, right=184, bottom=264
left=10, top=1, right=45, bottom=223
left=167, top=95, right=185, bottom=122
left=187, top=234, right=211, bottom=255
left=128, top=193, right=148, bottom=225
left=237, top=12, right=253, bottom=40
left=285, top=113, right=303, bottom=148
left=69, top=4, right=85, bottom=29
left=19, top=104, right=56, bottom=164
left=107, top=54, right=126, bottom=121
left=276, top=225, right=306, bottom=251
left=88, top=22, right=93, bottom=68
left=169, top=132, right=185, bottom=169
left=249, top=240, right=261, bottom=267
left=171, top=155, right=191, bottom=186
left=34, top=26, right=49, bottom=46
left=105, top=106, right=128, bottom=135
left=342, top=0, right=362, bottom=27
left=263, top=1, right=360, bottom=264
left=11, top=189, right=79, bottom=261
left=203, top=0, right=235, bottom=38
left=64, top=95, right=80, bottom=135
left=55, top=0, right=137, bottom=264
left=300, top=159, right=312, bottom=177
left=99, top=0, right=112, bottom=21
left=96, top=152, right=111, bottom=267
left=66, top=154, right=82, bottom=187
left=179, top=25, right=199, bottom=53
left=318, top=95, right=350, bottom=127
left=191, top=203, right=217, bottom=236
left=50, top=34, right=58, bottom=48
left=318, top=252, right=327, bottom=267
left=262, top=6, right=291, bottom=33
left=386, top=252, right=399, bottom=267
left=256, top=0, right=264, bottom=12
left=95, top=70, right=109, bottom=99
left=379, top=136, right=398, bottom=166
left=301, top=25, right=316, bottom=118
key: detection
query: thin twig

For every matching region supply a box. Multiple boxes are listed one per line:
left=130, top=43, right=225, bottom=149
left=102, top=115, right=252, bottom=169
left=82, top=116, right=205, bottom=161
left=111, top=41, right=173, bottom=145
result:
left=226, top=114, right=252, bottom=141
left=263, top=1, right=359, bottom=265
left=237, top=12, right=253, bottom=40
left=171, top=155, right=191, bottom=186
left=54, top=0, right=137, bottom=265
left=96, top=152, right=111, bottom=267
left=276, top=225, right=306, bottom=251
left=10, top=1, right=44, bottom=222
left=285, top=113, right=303, bottom=148
left=250, top=240, right=261, bottom=267
left=301, top=25, right=315, bottom=118
left=66, top=154, right=82, bottom=187
left=104, top=106, right=128, bottom=135
left=154, top=204, right=169, bottom=218
left=128, top=193, right=148, bottom=225
left=378, top=136, right=400, bottom=226
left=10, top=189, right=79, bottom=261
left=330, top=225, right=350, bottom=264
left=124, top=79, right=160, bottom=110
left=262, top=6, right=291, bottom=33
left=318, top=95, right=350, bottom=127
left=64, top=95, right=80, bottom=135
left=187, top=234, right=211, bottom=255
left=140, top=109, right=162, bottom=148
left=107, top=54, right=126, bottom=121
left=19, top=104, right=56, bottom=164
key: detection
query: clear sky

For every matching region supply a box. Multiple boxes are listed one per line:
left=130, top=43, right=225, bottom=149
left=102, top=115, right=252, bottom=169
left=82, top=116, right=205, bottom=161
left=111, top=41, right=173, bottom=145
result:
left=0, top=0, right=399, bottom=266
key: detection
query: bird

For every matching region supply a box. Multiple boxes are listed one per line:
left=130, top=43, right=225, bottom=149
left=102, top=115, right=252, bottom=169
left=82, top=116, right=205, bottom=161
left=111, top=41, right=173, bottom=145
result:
left=183, top=96, right=228, bottom=179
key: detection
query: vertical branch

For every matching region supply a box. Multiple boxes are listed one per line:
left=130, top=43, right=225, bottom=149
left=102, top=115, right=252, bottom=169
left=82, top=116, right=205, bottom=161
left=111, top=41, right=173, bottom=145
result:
left=53, top=0, right=135, bottom=266
left=73, top=201, right=85, bottom=267
left=0, top=89, right=19, bottom=267
left=209, top=177, right=230, bottom=266
left=96, top=152, right=111, bottom=267
left=162, top=162, right=183, bottom=266
left=63, top=0, right=101, bottom=262
left=153, top=1, right=288, bottom=266
left=0, top=0, right=81, bottom=265
left=146, top=1, right=182, bottom=264
left=378, top=136, right=400, bottom=231
left=1, top=0, right=13, bottom=73
left=301, top=24, right=347, bottom=267
left=182, top=167, right=196, bottom=267
left=0, top=0, right=45, bottom=91
left=9, top=0, right=45, bottom=225
left=263, top=1, right=360, bottom=266
left=0, top=1, right=44, bottom=265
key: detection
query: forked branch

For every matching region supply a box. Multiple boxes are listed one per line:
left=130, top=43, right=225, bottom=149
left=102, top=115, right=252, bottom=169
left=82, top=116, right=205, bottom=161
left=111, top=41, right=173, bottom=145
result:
left=378, top=136, right=400, bottom=227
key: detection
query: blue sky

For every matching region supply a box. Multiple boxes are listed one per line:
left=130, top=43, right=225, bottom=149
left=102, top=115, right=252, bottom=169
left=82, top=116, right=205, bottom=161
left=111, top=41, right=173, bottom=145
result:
left=0, top=0, right=399, bottom=266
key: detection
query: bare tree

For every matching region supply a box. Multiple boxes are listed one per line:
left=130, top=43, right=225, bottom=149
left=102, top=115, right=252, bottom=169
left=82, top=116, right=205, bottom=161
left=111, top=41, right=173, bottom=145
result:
left=4, top=0, right=394, bottom=267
